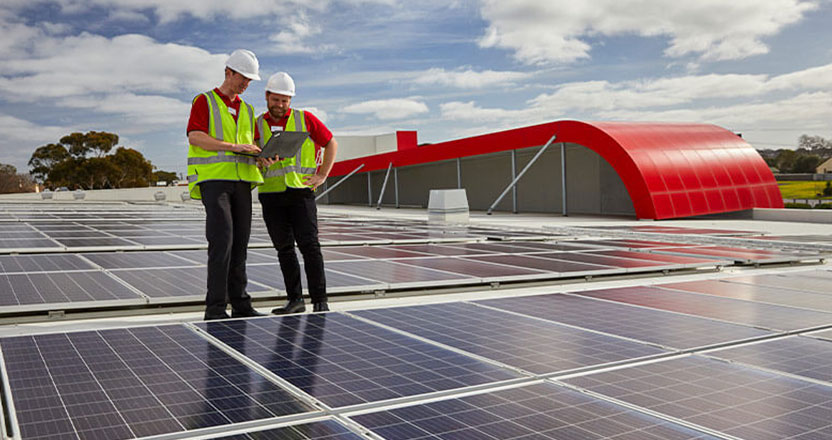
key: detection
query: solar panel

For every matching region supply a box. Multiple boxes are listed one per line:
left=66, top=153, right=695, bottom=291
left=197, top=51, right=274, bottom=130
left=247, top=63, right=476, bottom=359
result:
left=650, top=246, right=814, bottom=264
left=0, top=254, right=94, bottom=273
left=0, top=238, right=61, bottom=250
left=353, top=302, right=668, bottom=375
left=382, top=244, right=492, bottom=256
left=709, top=336, right=832, bottom=384
left=246, top=264, right=386, bottom=293
left=210, top=419, right=364, bottom=439
left=325, top=260, right=475, bottom=287
left=534, top=251, right=671, bottom=269
left=120, top=236, right=205, bottom=246
left=658, top=279, right=832, bottom=313
left=590, top=249, right=724, bottom=267
left=324, top=246, right=431, bottom=259
left=477, top=294, right=772, bottom=350
left=0, top=271, right=143, bottom=307
left=465, top=254, right=617, bottom=275
left=197, top=314, right=521, bottom=408
left=53, top=237, right=140, bottom=248
left=718, top=272, right=832, bottom=297
left=109, top=267, right=208, bottom=299
left=350, top=382, right=721, bottom=439
left=84, top=251, right=201, bottom=269
left=392, top=256, right=550, bottom=280
left=564, top=355, right=832, bottom=440
left=576, top=285, right=832, bottom=331
left=0, top=325, right=315, bottom=440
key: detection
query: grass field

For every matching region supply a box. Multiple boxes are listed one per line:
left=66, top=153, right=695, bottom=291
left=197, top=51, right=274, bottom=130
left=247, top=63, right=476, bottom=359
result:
left=778, top=181, right=832, bottom=199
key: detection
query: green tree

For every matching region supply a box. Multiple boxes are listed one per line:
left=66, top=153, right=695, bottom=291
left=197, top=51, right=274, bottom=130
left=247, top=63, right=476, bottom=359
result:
left=798, top=134, right=832, bottom=152
left=153, top=170, right=178, bottom=185
left=60, top=131, right=119, bottom=158
left=28, top=143, right=70, bottom=183
left=792, top=154, right=822, bottom=173
left=108, top=147, right=153, bottom=187
left=775, top=149, right=797, bottom=173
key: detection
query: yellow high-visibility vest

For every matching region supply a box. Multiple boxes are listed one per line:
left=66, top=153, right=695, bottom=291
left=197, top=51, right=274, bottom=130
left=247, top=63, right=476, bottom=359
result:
left=256, top=109, right=318, bottom=193
left=187, top=91, right=264, bottom=200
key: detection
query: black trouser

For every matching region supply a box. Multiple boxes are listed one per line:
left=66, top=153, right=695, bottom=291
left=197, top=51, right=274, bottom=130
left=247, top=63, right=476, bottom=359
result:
left=200, top=181, right=254, bottom=316
left=259, top=188, right=326, bottom=304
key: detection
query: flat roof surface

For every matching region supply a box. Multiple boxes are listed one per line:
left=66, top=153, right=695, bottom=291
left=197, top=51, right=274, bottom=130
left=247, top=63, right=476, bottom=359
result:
left=1, top=200, right=831, bottom=440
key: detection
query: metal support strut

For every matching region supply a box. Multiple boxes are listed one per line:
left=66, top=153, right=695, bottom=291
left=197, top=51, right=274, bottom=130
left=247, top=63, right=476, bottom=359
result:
left=376, top=162, right=393, bottom=210
left=487, top=134, right=557, bottom=215
left=315, top=164, right=365, bottom=201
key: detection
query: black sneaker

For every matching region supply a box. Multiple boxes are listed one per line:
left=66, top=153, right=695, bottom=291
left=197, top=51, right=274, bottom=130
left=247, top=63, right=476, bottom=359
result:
left=312, top=302, right=329, bottom=312
left=271, top=299, right=306, bottom=315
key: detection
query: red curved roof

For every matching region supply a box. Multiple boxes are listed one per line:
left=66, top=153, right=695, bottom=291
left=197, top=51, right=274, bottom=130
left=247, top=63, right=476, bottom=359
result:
left=329, top=120, right=783, bottom=219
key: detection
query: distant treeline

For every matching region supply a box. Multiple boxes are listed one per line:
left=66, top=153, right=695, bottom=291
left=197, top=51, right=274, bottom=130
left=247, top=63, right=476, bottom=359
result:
left=28, top=131, right=178, bottom=190
left=758, top=134, right=831, bottom=174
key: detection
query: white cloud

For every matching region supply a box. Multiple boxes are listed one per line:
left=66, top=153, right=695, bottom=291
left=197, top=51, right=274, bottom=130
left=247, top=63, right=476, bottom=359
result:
left=478, top=0, right=817, bottom=64
left=0, top=32, right=224, bottom=101
left=0, top=114, right=71, bottom=170
left=767, top=63, right=832, bottom=91
left=413, top=68, right=532, bottom=89
left=342, top=98, right=429, bottom=120
left=440, top=101, right=535, bottom=122
left=268, top=13, right=336, bottom=55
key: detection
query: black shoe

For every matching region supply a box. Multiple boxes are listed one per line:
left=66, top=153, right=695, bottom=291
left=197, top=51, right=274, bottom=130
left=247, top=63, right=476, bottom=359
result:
left=231, top=308, right=266, bottom=318
left=312, top=302, right=329, bottom=312
left=204, top=312, right=230, bottom=321
left=271, top=299, right=306, bottom=315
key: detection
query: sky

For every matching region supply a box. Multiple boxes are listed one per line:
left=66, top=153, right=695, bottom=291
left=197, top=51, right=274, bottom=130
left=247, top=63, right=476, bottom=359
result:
left=1, top=0, right=832, bottom=177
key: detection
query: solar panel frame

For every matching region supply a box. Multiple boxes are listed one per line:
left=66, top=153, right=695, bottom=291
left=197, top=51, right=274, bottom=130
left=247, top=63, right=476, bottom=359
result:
left=207, top=419, right=367, bottom=440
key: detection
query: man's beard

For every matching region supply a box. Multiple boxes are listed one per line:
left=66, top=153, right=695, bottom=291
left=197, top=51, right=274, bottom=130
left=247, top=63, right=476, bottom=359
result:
left=268, top=107, right=286, bottom=119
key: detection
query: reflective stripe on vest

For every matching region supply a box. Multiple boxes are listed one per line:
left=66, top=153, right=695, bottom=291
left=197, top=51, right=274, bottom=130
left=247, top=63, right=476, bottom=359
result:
left=186, top=91, right=263, bottom=199
left=258, top=109, right=318, bottom=193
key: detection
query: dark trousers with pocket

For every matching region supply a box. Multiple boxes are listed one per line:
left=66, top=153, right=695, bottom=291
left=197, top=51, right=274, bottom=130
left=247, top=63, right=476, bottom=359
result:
left=259, top=188, right=327, bottom=304
left=200, top=180, right=254, bottom=316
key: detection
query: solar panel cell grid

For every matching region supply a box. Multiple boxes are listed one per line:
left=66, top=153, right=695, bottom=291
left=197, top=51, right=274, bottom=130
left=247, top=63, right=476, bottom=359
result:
left=0, top=325, right=314, bottom=440
left=658, top=279, right=832, bottom=313
left=0, top=254, right=93, bottom=273
left=709, top=336, right=832, bottom=384
left=0, top=271, right=142, bottom=306
left=564, top=356, right=832, bottom=440
left=353, top=302, right=668, bottom=374
left=350, top=382, right=721, bottom=440
left=576, top=285, right=832, bottom=331
left=477, top=293, right=772, bottom=350
left=198, top=314, right=520, bottom=408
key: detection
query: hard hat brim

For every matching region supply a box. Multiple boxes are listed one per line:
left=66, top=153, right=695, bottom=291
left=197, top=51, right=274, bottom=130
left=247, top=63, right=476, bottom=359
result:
left=239, top=71, right=261, bottom=81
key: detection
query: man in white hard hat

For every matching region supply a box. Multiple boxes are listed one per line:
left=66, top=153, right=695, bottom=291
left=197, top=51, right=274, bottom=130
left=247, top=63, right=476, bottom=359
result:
left=256, top=72, right=339, bottom=314
left=186, top=49, right=266, bottom=320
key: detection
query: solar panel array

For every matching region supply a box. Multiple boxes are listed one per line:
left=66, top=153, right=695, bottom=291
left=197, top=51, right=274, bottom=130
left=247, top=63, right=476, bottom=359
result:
left=11, top=202, right=806, bottom=317
left=3, top=265, right=832, bottom=439
left=3, top=202, right=832, bottom=439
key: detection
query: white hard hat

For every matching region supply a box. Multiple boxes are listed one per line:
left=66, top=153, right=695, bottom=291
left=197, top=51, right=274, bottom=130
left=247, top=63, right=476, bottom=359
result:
left=225, top=49, right=260, bottom=80
left=265, top=72, right=295, bottom=96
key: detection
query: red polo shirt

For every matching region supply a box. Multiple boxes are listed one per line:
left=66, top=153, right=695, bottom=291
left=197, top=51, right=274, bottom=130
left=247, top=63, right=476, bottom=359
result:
left=186, top=88, right=259, bottom=140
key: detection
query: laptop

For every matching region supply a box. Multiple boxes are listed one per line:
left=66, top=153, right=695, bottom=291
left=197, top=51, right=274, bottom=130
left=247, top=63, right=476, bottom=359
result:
left=239, top=131, right=309, bottom=159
